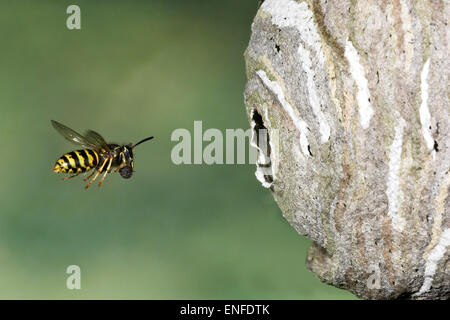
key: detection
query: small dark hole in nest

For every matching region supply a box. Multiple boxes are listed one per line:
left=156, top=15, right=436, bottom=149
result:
left=252, top=109, right=273, bottom=185
left=433, top=140, right=439, bottom=152
left=252, top=110, right=271, bottom=160
left=275, top=44, right=280, bottom=53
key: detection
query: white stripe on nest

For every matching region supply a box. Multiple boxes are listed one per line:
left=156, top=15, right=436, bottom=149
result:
left=386, top=114, right=406, bottom=232
left=344, top=40, right=374, bottom=129
left=414, top=228, right=450, bottom=296
left=419, top=58, right=435, bottom=159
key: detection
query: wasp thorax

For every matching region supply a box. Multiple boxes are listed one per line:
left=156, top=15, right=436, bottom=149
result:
left=119, top=165, right=133, bottom=179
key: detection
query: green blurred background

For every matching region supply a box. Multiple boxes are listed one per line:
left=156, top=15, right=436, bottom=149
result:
left=0, top=0, right=354, bottom=299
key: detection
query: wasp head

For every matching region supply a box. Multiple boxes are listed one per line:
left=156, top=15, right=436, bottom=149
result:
left=118, top=145, right=134, bottom=179
left=118, top=136, right=153, bottom=179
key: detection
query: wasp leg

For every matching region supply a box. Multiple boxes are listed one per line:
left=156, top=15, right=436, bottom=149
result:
left=98, top=157, right=113, bottom=187
left=83, top=169, right=96, bottom=181
left=85, top=158, right=108, bottom=189
left=62, top=172, right=81, bottom=181
left=114, top=152, right=127, bottom=172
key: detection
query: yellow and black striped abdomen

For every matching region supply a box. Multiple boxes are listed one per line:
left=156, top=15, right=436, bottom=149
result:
left=53, top=149, right=99, bottom=174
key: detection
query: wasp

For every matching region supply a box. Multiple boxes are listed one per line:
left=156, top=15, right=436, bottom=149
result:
left=51, top=120, right=154, bottom=189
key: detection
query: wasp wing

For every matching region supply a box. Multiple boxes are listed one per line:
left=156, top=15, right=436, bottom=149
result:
left=85, top=130, right=110, bottom=151
left=51, top=120, right=101, bottom=150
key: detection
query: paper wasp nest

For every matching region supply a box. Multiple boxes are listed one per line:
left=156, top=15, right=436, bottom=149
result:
left=244, top=0, right=449, bottom=299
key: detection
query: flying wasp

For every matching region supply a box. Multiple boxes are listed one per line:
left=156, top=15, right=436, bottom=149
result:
left=51, top=120, right=154, bottom=189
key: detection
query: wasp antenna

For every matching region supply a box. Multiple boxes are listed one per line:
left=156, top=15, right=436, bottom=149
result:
left=132, top=136, right=154, bottom=148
